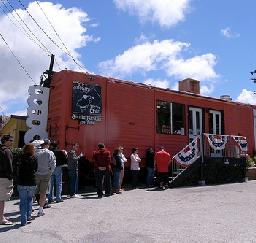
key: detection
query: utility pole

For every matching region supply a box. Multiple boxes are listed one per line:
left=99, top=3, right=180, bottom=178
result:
left=40, top=54, right=55, bottom=88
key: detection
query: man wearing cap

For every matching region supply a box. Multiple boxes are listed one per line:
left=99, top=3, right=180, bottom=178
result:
left=0, top=135, right=14, bottom=225
left=35, top=139, right=56, bottom=216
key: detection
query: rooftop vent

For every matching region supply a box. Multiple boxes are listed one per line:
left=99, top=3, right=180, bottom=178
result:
left=178, top=78, right=200, bottom=94
left=220, top=95, right=232, bottom=101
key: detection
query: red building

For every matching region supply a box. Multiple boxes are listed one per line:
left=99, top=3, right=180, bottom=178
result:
left=47, top=70, right=255, bottom=163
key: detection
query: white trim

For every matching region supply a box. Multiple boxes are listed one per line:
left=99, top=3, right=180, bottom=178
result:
left=189, top=107, right=202, bottom=141
left=209, top=110, right=221, bottom=135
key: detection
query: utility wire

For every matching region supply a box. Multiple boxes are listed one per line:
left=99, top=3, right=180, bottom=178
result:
left=2, top=0, right=62, bottom=70
left=35, top=1, right=74, bottom=62
left=16, top=0, right=84, bottom=70
left=0, top=31, right=35, bottom=84
left=0, top=3, right=47, bottom=56
left=0, top=3, right=33, bottom=42
left=4, top=0, right=49, bottom=55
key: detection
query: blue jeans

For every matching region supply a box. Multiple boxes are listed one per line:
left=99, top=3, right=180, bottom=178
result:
left=48, top=166, right=63, bottom=202
left=68, top=170, right=78, bottom=196
left=147, top=167, right=154, bottom=186
left=113, top=169, right=121, bottom=189
left=95, top=170, right=111, bottom=196
left=17, top=185, right=36, bottom=225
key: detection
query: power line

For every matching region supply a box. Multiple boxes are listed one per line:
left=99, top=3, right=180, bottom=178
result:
left=0, top=3, right=33, bottom=42
left=16, top=0, right=84, bottom=70
left=35, top=1, right=74, bottom=61
left=1, top=0, right=62, bottom=70
left=4, top=0, right=49, bottom=55
left=0, top=31, right=35, bottom=84
left=0, top=3, right=47, bottom=55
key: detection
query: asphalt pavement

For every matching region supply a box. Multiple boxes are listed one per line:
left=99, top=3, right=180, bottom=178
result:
left=1, top=181, right=256, bottom=243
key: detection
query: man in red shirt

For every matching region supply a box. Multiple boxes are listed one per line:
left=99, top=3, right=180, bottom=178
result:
left=92, top=143, right=111, bottom=198
left=155, top=147, right=171, bottom=190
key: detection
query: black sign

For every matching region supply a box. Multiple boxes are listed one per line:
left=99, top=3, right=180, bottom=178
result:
left=72, top=82, right=102, bottom=124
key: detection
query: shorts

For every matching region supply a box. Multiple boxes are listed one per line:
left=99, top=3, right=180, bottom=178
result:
left=0, top=178, right=13, bottom=201
left=35, top=174, right=51, bottom=194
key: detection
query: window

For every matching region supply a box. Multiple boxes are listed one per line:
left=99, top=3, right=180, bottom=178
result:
left=156, top=100, right=185, bottom=135
left=156, top=101, right=171, bottom=134
left=209, top=110, right=222, bottom=134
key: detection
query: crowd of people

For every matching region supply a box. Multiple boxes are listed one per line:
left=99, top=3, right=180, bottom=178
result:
left=0, top=134, right=172, bottom=226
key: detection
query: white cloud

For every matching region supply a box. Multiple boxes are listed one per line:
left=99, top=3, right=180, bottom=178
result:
left=7, top=109, right=27, bottom=116
left=90, top=23, right=99, bottom=28
left=99, top=39, right=218, bottom=83
left=166, top=54, right=218, bottom=80
left=134, top=33, right=150, bottom=44
left=144, top=78, right=170, bottom=89
left=0, top=1, right=95, bottom=114
left=99, top=39, right=189, bottom=76
left=236, top=89, right=256, bottom=104
left=0, top=104, right=7, bottom=113
left=221, top=27, right=240, bottom=38
left=200, top=84, right=215, bottom=96
left=113, top=0, right=191, bottom=27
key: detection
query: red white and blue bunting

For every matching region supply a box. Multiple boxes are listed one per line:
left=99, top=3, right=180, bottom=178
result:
left=205, top=134, right=228, bottom=150
left=231, top=136, right=248, bottom=152
left=174, top=138, right=199, bottom=166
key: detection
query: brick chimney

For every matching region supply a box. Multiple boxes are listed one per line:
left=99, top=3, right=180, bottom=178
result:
left=178, top=78, right=200, bottom=94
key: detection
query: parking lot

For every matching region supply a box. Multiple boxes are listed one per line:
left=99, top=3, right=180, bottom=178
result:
left=1, top=181, right=256, bottom=243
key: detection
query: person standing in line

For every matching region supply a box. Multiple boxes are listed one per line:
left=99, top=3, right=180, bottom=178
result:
left=130, top=148, right=141, bottom=188
left=92, top=143, right=111, bottom=198
left=16, top=144, right=37, bottom=226
left=119, top=146, right=127, bottom=190
left=112, top=148, right=123, bottom=194
left=0, top=135, right=14, bottom=225
left=146, top=147, right=155, bottom=188
left=155, top=147, right=170, bottom=190
left=67, top=143, right=82, bottom=198
left=35, top=139, right=56, bottom=216
left=48, top=142, right=67, bottom=203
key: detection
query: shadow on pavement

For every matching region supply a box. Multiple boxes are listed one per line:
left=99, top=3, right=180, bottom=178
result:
left=0, top=223, right=21, bottom=232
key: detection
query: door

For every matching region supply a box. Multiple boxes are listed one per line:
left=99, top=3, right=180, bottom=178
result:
left=209, top=110, right=222, bottom=157
left=189, top=107, right=202, bottom=142
left=209, top=110, right=221, bottom=135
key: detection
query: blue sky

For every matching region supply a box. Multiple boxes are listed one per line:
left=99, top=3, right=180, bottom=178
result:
left=0, top=0, right=256, bottom=115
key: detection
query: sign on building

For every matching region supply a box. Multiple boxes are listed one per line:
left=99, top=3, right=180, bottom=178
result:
left=72, top=82, right=102, bottom=124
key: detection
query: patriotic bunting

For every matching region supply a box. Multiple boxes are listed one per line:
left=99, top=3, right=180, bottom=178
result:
left=231, top=136, right=248, bottom=152
left=174, top=138, right=199, bottom=166
left=172, top=134, right=248, bottom=168
left=205, top=134, right=228, bottom=150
